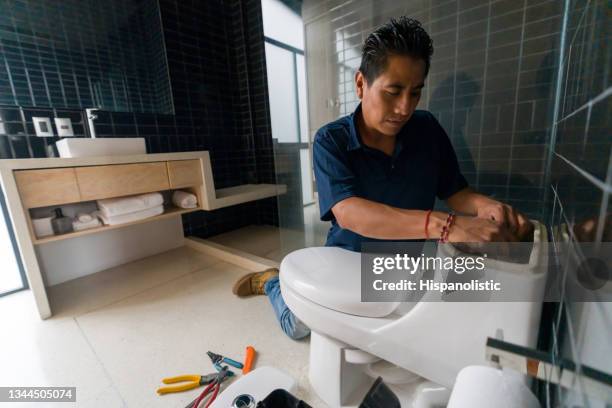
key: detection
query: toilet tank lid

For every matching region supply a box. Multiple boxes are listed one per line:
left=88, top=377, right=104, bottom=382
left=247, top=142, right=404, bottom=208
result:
left=280, top=247, right=399, bottom=318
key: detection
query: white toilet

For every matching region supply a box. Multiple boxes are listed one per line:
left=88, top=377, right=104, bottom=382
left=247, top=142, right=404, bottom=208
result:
left=280, top=222, right=548, bottom=407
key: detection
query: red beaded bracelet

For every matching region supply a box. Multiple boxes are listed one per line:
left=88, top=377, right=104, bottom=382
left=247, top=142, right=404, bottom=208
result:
left=439, top=212, right=456, bottom=243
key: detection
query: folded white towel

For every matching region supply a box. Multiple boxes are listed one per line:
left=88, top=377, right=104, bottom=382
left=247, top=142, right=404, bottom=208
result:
left=95, top=205, right=164, bottom=226
left=97, top=192, right=163, bottom=218
left=72, top=217, right=101, bottom=231
left=172, top=190, right=198, bottom=209
left=76, top=212, right=93, bottom=223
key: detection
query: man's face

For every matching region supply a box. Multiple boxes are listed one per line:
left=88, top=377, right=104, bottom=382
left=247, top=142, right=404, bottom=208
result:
left=356, top=54, right=426, bottom=137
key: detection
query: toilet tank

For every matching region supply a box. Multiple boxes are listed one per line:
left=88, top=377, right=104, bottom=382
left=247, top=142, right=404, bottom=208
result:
left=379, top=221, right=548, bottom=388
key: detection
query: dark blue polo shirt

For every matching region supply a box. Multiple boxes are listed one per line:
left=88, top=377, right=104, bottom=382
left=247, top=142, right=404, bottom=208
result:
left=313, top=104, right=468, bottom=252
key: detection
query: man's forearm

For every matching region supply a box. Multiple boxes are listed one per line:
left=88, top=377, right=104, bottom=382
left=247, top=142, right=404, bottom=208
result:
left=445, top=187, right=495, bottom=215
left=332, top=197, right=446, bottom=239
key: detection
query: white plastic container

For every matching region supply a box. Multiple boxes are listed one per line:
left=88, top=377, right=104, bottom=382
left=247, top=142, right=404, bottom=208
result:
left=32, top=216, right=54, bottom=238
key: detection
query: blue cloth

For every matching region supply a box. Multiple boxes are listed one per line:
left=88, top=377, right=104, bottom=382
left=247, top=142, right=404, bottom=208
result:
left=264, top=276, right=310, bottom=340
left=313, top=104, right=468, bottom=252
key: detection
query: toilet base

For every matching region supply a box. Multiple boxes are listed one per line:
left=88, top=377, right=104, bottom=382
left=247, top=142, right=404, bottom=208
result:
left=309, top=331, right=373, bottom=407
left=308, top=331, right=451, bottom=408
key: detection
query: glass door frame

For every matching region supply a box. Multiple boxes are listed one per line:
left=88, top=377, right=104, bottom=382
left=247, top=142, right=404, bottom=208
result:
left=264, top=35, right=307, bottom=142
left=0, top=187, right=28, bottom=297
left=264, top=36, right=314, bottom=206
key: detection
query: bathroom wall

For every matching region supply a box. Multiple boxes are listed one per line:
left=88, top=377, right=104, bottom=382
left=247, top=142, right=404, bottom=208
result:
left=544, top=0, right=611, bottom=406
left=0, top=0, right=278, bottom=239
left=0, top=0, right=173, bottom=114
left=302, top=0, right=611, bottom=405
left=303, top=0, right=563, bottom=221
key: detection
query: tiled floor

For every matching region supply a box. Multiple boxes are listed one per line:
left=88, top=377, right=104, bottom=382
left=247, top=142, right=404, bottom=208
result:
left=0, top=245, right=324, bottom=407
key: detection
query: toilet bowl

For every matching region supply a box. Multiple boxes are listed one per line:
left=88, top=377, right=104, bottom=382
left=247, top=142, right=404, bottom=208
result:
left=280, top=222, right=548, bottom=407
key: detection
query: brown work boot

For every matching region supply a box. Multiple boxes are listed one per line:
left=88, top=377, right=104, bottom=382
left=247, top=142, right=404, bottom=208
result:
left=232, top=268, right=279, bottom=297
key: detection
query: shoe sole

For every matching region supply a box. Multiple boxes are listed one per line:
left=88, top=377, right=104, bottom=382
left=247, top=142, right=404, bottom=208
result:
left=232, top=272, right=258, bottom=296
left=231, top=268, right=279, bottom=297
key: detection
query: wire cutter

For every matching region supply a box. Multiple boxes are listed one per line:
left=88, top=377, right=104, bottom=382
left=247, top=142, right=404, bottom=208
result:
left=206, top=351, right=244, bottom=370
left=185, top=366, right=231, bottom=408
left=157, top=373, right=219, bottom=395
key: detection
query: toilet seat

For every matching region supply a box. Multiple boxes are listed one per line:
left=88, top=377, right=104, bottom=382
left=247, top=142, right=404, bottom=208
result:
left=280, top=246, right=399, bottom=318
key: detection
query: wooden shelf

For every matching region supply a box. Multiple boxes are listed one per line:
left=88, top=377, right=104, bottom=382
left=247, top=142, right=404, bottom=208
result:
left=210, top=184, right=287, bottom=210
left=0, top=151, right=290, bottom=319
left=32, top=206, right=200, bottom=245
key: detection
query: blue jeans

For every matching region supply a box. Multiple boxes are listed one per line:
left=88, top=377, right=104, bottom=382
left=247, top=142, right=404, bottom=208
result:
left=264, top=276, right=310, bottom=340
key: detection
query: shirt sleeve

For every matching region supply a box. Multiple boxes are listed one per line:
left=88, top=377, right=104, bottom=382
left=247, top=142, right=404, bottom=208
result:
left=429, top=113, right=469, bottom=200
left=313, top=130, right=358, bottom=221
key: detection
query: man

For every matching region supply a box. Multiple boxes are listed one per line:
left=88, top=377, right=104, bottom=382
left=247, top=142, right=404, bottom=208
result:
left=232, top=17, right=532, bottom=340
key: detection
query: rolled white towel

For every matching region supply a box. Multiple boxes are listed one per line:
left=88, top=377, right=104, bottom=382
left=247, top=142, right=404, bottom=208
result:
left=72, top=216, right=101, bottom=231
left=96, top=205, right=164, bottom=226
left=172, top=190, right=198, bottom=209
left=97, top=192, right=163, bottom=217
left=76, top=212, right=93, bottom=223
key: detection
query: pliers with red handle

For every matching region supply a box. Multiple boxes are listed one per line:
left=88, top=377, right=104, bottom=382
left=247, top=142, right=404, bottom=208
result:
left=185, top=366, right=231, bottom=408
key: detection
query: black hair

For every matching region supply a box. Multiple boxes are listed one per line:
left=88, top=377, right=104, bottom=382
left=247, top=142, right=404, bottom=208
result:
left=359, top=17, right=434, bottom=84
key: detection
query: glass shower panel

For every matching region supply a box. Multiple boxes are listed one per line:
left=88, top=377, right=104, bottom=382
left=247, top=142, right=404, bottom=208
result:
left=267, top=45, right=327, bottom=257
left=265, top=43, right=299, bottom=143
left=262, top=0, right=328, bottom=260
left=300, top=148, right=314, bottom=205
left=296, top=54, right=309, bottom=143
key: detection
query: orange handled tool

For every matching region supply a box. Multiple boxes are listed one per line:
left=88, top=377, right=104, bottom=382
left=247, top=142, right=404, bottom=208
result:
left=242, top=346, right=256, bottom=374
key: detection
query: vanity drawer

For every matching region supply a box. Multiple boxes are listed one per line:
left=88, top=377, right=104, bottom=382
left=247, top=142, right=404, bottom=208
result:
left=15, top=168, right=81, bottom=208
left=167, top=160, right=203, bottom=188
left=76, top=162, right=170, bottom=200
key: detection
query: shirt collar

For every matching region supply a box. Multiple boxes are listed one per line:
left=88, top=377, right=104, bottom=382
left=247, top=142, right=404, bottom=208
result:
left=347, top=104, right=363, bottom=151
left=347, top=103, right=406, bottom=156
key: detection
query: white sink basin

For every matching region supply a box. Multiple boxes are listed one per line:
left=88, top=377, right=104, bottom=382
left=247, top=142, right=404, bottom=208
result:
left=56, top=138, right=146, bottom=158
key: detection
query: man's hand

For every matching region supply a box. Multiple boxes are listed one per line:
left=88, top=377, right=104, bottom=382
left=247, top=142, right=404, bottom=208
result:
left=476, top=200, right=533, bottom=240
left=446, top=189, right=534, bottom=241
left=446, top=215, right=517, bottom=243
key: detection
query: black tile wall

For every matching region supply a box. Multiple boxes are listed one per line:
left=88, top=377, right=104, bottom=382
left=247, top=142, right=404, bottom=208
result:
left=227, top=0, right=279, bottom=226
left=0, top=0, right=173, bottom=113
left=0, top=0, right=278, bottom=238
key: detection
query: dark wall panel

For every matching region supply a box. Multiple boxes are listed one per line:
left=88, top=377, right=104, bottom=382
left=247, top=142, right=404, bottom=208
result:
left=0, top=0, right=278, bottom=238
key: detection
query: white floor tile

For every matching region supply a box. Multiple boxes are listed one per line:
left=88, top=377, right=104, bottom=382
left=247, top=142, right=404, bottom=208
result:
left=0, top=292, right=119, bottom=407
left=0, top=239, right=331, bottom=407
left=76, top=260, right=311, bottom=406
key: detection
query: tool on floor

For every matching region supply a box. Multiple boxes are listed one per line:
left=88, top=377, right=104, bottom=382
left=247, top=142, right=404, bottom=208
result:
left=211, top=362, right=237, bottom=376
left=207, top=351, right=244, bottom=370
left=186, top=365, right=232, bottom=408
left=157, top=373, right=220, bottom=395
left=242, top=346, right=256, bottom=374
